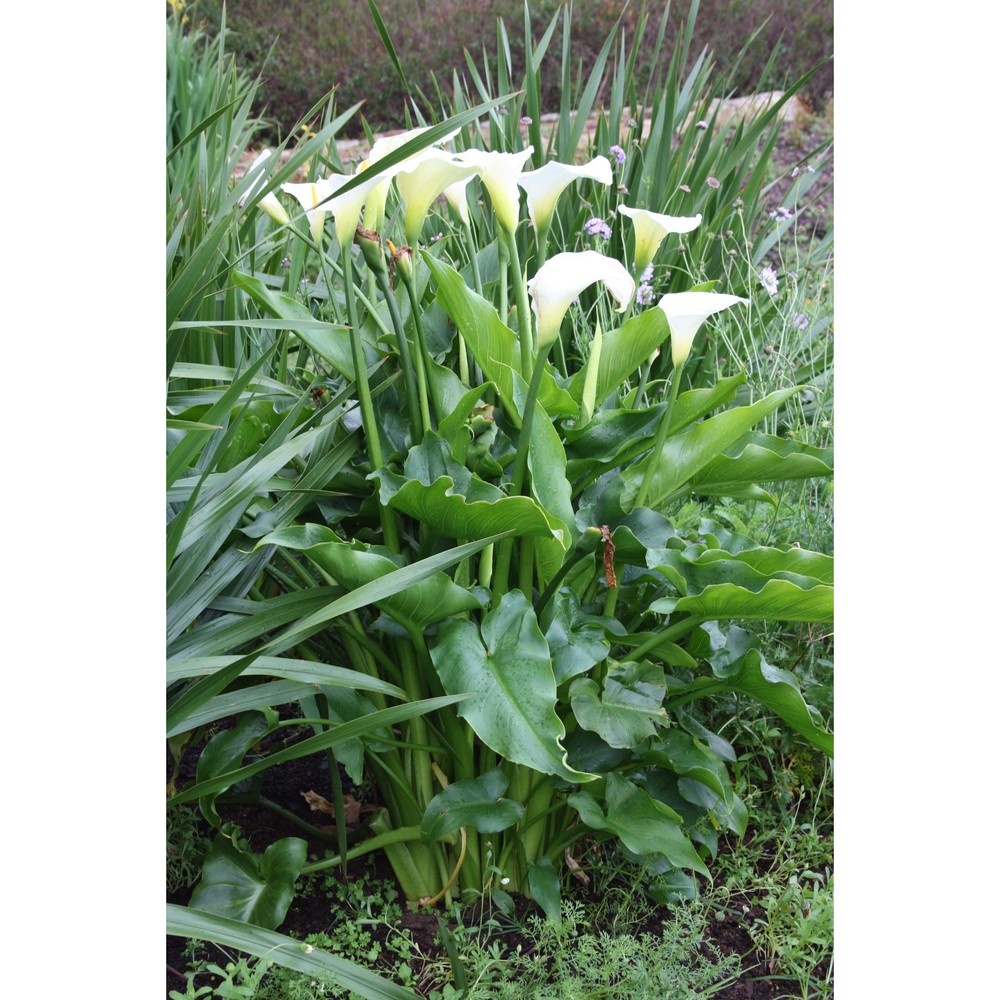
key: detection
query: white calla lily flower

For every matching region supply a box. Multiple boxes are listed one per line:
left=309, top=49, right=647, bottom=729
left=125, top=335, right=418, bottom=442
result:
left=455, top=147, right=534, bottom=233
left=527, top=250, right=635, bottom=348
left=656, top=291, right=748, bottom=367
left=394, top=148, right=479, bottom=244
left=518, top=156, right=613, bottom=234
left=619, top=206, right=702, bottom=275
left=362, top=125, right=462, bottom=230
left=281, top=180, right=332, bottom=246
left=239, top=149, right=290, bottom=226
left=442, top=173, right=475, bottom=227
left=320, top=168, right=383, bottom=251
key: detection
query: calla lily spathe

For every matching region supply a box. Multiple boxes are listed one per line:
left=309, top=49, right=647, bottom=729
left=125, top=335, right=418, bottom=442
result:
left=239, top=150, right=290, bottom=226
left=363, top=125, right=462, bottom=230
left=318, top=168, right=383, bottom=251
left=394, top=148, right=479, bottom=245
left=281, top=180, right=332, bottom=247
left=455, top=147, right=534, bottom=234
left=656, top=291, right=748, bottom=367
left=527, top=250, right=635, bottom=348
left=619, top=206, right=702, bottom=275
left=518, top=156, right=613, bottom=234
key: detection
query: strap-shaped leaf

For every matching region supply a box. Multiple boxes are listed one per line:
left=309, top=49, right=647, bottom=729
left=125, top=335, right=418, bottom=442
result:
left=167, top=905, right=417, bottom=999
left=431, top=592, right=596, bottom=783
left=261, top=524, right=483, bottom=632
left=620, top=386, right=801, bottom=511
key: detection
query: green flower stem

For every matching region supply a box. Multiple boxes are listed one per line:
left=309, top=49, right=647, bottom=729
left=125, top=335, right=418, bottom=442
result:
left=634, top=360, right=686, bottom=509
left=625, top=615, right=705, bottom=662
left=339, top=242, right=402, bottom=554
left=315, top=691, right=350, bottom=877
left=632, top=358, right=653, bottom=409
left=398, top=266, right=436, bottom=433
left=515, top=772, right=553, bottom=871
left=397, top=641, right=435, bottom=809
left=373, top=268, right=426, bottom=441
left=503, top=228, right=534, bottom=376
left=497, top=232, right=509, bottom=329
left=464, top=219, right=484, bottom=296
left=492, top=343, right=549, bottom=601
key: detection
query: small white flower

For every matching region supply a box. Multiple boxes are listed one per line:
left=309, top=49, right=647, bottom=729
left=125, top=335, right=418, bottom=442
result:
left=760, top=266, right=779, bottom=296
left=500, top=877, right=510, bottom=885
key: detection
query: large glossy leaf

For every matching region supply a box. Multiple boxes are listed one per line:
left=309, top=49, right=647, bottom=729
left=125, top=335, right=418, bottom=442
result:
left=431, top=592, right=596, bottom=783
left=425, top=254, right=576, bottom=420
left=194, top=711, right=271, bottom=827
left=647, top=543, right=833, bottom=623
left=189, top=835, right=307, bottom=930
left=261, top=524, right=483, bottom=633
left=371, top=432, right=560, bottom=542
left=541, top=589, right=610, bottom=685
left=570, top=660, right=669, bottom=748
left=620, top=386, right=802, bottom=511
left=568, top=773, right=708, bottom=875
left=644, top=729, right=731, bottom=805
left=419, top=768, right=525, bottom=844
left=690, top=432, right=834, bottom=500
left=566, top=307, right=667, bottom=407
left=527, top=856, right=562, bottom=922
left=234, top=271, right=358, bottom=380
left=167, top=905, right=418, bottom=999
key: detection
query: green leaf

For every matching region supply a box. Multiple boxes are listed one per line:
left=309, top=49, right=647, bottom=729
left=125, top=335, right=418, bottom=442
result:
left=645, top=729, right=731, bottom=805
left=195, top=711, right=271, bottom=828
left=568, top=774, right=708, bottom=875
left=528, top=857, right=562, bottom=922
left=167, top=905, right=417, bottom=999
left=621, top=386, right=802, bottom=511
left=425, top=254, right=575, bottom=420
left=541, top=589, right=610, bottom=685
left=570, top=661, right=669, bottom=748
left=419, top=769, right=525, bottom=844
left=168, top=696, right=467, bottom=806
left=567, top=307, right=667, bottom=407
left=431, top=592, right=596, bottom=783
left=690, top=432, right=833, bottom=500
left=258, top=526, right=509, bottom=645
left=189, top=835, right=307, bottom=930
left=647, top=543, right=833, bottom=623
left=234, top=271, right=357, bottom=380
left=371, top=433, right=561, bottom=543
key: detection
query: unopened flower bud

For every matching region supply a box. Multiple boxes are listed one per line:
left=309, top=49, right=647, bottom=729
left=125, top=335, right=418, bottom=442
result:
left=355, top=225, right=387, bottom=274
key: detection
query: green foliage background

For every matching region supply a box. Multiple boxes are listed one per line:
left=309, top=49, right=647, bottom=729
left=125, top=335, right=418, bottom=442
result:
left=191, top=0, right=832, bottom=138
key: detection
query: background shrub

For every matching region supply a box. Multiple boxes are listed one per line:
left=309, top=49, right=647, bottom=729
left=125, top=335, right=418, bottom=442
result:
left=189, top=0, right=832, bottom=138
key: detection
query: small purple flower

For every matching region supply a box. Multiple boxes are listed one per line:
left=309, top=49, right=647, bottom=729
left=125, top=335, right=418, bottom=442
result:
left=636, top=283, right=655, bottom=306
left=519, top=116, right=533, bottom=126
left=792, top=313, right=809, bottom=330
left=807, top=164, right=815, bottom=173
left=760, top=266, right=779, bottom=297
left=640, top=264, right=654, bottom=284
left=609, top=144, right=626, bottom=166
left=695, top=120, right=708, bottom=130
left=791, top=166, right=800, bottom=178
left=769, top=206, right=794, bottom=222
left=583, top=217, right=612, bottom=240
left=678, top=184, right=691, bottom=193
left=706, top=176, right=721, bottom=189
left=431, top=232, right=444, bottom=242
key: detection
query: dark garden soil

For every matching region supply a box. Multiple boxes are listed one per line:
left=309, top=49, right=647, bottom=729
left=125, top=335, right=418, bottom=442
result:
left=167, top=715, right=829, bottom=998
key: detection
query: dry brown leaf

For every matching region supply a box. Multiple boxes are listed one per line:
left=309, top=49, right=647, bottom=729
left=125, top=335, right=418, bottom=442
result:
left=301, top=790, right=361, bottom=824
left=564, top=847, right=591, bottom=887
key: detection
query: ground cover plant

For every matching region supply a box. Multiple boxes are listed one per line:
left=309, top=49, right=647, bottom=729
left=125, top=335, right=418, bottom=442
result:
left=167, top=1, right=833, bottom=994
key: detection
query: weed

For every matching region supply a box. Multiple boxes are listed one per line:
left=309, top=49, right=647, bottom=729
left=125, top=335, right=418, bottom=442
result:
left=167, top=805, right=212, bottom=894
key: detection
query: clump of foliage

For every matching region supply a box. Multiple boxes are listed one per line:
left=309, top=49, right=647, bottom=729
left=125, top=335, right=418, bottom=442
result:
left=166, top=0, right=832, bottom=994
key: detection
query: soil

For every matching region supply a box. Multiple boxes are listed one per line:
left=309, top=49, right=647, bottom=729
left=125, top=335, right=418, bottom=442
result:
left=167, top=716, right=830, bottom=998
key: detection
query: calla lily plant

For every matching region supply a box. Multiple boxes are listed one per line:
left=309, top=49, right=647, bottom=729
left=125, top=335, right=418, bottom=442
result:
left=619, top=205, right=703, bottom=275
